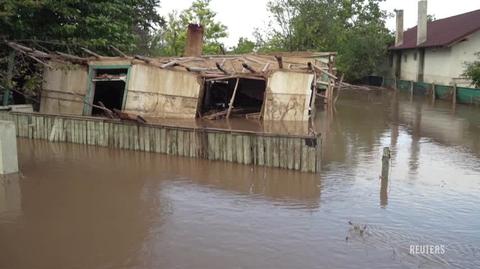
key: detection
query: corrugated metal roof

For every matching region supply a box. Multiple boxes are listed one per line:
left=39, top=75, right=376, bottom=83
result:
left=390, top=9, right=480, bottom=50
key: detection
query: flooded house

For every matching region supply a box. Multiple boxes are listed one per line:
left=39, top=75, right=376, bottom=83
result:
left=10, top=25, right=336, bottom=122
left=390, top=1, right=480, bottom=87
left=2, top=25, right=336, bottom=173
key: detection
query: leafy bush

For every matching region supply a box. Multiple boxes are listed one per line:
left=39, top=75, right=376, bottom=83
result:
left=463, top=52, right=480, bottom=88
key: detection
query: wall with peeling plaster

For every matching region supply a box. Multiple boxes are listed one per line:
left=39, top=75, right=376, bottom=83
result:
left=263, top=71, right=314, bottom=121
left=125, top=64, right=201, bottom=118
left=40, top=62, right=88, bottom=115
left=40, top=61, right=315, bottom=122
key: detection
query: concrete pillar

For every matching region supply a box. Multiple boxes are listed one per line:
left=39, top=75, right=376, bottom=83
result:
left=0, top=120, right=18, bottom=175
left=417, top=0, right=428, bottom=45
left=394, top=9, right=404, bottom=46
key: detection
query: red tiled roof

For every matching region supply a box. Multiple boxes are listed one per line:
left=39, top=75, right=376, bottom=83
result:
left=390, top=9, right=480, bottom=50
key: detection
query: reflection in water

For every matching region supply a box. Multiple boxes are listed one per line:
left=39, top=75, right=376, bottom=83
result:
left=0, top=90, right=479, bottom=269
left=408, top=101, right=422, bottom=175
left=0, top=174, right=21, bottom=218
left=380, top=176, right=388, bottom=208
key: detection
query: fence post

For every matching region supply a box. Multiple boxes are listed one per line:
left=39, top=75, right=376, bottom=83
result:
left=410, top=80, right=414, bottom=100
left=452, top=82, right=457, bottom=107
left=431, top=83, right=436, bottom=103
left=380, top=147, right=390, bottom=206
left=0, top=120, right=19, bottom=175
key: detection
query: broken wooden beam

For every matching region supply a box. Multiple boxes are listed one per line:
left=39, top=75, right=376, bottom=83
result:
left=242, top=63, right=257, bottom=73
left=216, top=62, right=229, bottom=75
left=7, top=42, right=50, bottom=58
left=275, top=55, right=283, bottom=69
left=226, top=78, right=240, bottom=118
left=81, top=47, right=103, bottom=58
left=262, top=63, right=270, bottom=72
left=112, top=109, right=147, bottom=124
left=97, top=101, right=115, bottom=119
left=134, top=55, right=153, bottom=63
left=55, top=51, right=88, bottom=63
left=26, top=54, right=53, bottom=68
left=313, top=64, right=337, bottom=80
left=161, top=60, right=178, bottom=68
left=203, top=109, right=228, bottom=120
left=109, top=45, right=128, bottom=57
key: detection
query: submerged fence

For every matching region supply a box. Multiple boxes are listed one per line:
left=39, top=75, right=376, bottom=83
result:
left=0, top=111, right=321, bottom=173
left=383, top=78, right=480, bottom=105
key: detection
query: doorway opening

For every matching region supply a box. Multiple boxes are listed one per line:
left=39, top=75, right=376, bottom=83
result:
left=90, top=68, right=128, bottom=116
left=200, top=77, right=266, bottom=119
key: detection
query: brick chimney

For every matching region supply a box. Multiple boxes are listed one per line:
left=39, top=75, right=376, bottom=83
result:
left=394, top=9, right=404, bottom=46
left=417, top=0, right=428, bottom=45
left=184, top=24, right=204, bottom=57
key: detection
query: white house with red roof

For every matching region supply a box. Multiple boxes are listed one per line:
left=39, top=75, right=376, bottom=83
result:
left=389, top=0, right=480, bottom=87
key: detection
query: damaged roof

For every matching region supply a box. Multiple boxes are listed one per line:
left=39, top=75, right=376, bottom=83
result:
left=130, top=52, right=336, bottom=78
left=8, top=42, right=336, bottom=78
left=6, top=41, right=336, bottom=79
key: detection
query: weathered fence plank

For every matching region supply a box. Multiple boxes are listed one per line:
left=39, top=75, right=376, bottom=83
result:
left=2, top=111, right=321, bottom=173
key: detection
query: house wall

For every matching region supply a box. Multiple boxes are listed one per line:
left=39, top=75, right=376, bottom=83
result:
left=40, top=62, right=88, bottom=115
left=423, top=47, right=452, bottom=84
left=394, top=31, right=480, bottom=86
left=423, top=30, right=480, bottom=86
left=125, top=64, right=201, bottom=118
left=399, top=49, right=419, bottom=81
left=263, top=71, right=314, bottom=121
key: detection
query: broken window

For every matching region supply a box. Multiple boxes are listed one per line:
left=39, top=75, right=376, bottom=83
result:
left=90, top=68, right=128, bottom=116
left=200, top=77, right=266, bottom=120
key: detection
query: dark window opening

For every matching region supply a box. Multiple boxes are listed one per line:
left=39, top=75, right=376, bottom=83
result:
left=200, top=78, right=266, bottom=119
left=92, top=81, right=125, bottom=115
left=90, top=68, right=128, bottom=116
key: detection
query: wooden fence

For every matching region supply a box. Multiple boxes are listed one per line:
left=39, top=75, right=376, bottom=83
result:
left=0, top=111, right=321, bottom=173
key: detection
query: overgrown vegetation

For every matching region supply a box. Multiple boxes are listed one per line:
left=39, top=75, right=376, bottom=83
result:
left=463, top=52, right=480, bottom=88
left=254, top=0, right=393, bottom=81
left=0, top=0, right=164, bottom=104
left=0, top=0, right=164, bottom=53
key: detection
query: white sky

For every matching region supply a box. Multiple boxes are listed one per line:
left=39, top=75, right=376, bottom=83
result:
left=158, top=0, right=480, bottom=48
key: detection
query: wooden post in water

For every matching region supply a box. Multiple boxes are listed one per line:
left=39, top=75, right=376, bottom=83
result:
left=409, top=80, right=414, bottom=100
left=431, top=83, right=436, bottom=103
left=381, top=147, right=390, bottom=180
left=380, top=147, right=390, bottom=207
left=452, top=82, right=457, bottom=107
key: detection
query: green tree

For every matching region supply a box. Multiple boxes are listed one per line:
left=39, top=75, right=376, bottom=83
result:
left=154, top=0, right=227, bottom=56
left=257, top=0, right=393, bottom=81
left=231, top=37, right=255, bottom=54
left=0, top=0, right=164, bottom=54
left=463, top=52, right=480, bottom=88
left=0, top=0, right=163, bottom=105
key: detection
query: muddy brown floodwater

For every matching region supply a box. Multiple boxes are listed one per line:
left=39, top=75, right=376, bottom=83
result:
left=1, top=90, right=480, bottom=269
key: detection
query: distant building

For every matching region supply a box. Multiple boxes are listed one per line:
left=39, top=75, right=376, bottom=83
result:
left=389, top=0, right=480, bottom=87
